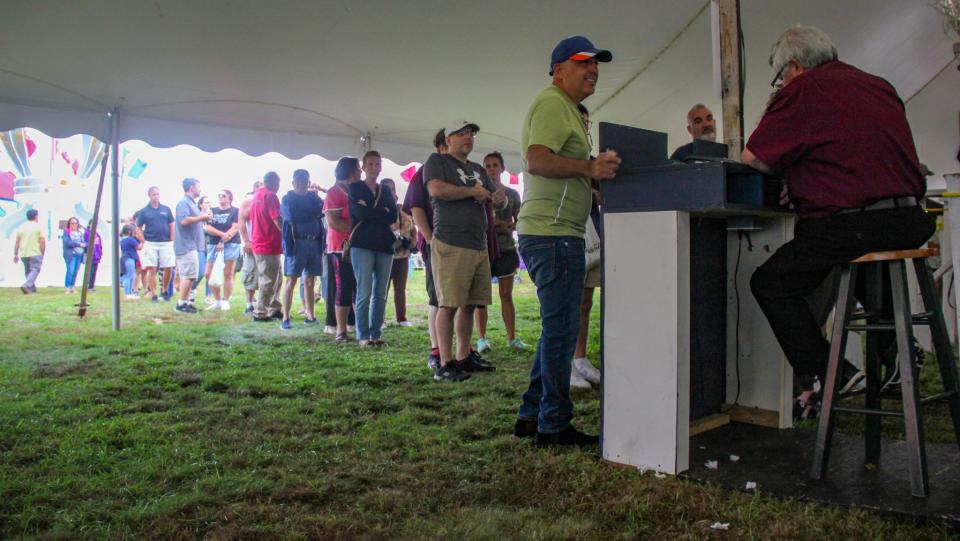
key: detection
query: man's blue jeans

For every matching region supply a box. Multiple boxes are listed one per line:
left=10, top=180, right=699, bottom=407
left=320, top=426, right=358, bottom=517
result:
left=351, top=247, right=393, bottom=341
left=517, top=235, right=585, bottom=433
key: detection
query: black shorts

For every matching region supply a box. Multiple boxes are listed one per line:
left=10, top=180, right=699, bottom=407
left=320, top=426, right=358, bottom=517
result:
left=490, top=248, right=520, bottom=278
left=423, top=244, right=438, bottom=307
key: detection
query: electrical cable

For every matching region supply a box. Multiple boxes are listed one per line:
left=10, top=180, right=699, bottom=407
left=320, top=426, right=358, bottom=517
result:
left=724, top=229, right=744, bottom=411
left=736, top=3, right=746, bottom=146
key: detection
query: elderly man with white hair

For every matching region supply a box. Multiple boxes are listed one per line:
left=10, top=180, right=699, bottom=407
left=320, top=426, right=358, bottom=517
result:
left=741, top=25, right=934, bottom=419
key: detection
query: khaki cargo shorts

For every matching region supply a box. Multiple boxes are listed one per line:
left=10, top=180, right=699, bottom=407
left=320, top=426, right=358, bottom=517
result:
left=429, top=237, right=491, bottom=308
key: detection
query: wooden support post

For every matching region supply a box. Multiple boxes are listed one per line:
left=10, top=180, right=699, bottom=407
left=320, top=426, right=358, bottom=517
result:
left=716, top=0, right=744, bottom=159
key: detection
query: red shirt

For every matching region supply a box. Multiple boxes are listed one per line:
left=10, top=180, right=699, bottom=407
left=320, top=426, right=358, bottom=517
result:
left=250, top=187, right=282, bottom=255
left=746, top=60, right=925, bottom=219
left=323, top=182, right=351, bottom=253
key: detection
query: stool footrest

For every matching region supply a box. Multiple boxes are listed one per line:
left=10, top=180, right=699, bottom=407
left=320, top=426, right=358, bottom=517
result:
left=832, top=405, right=904, bottom=418
left=846, top=323, right=896, bottom=331
left=845, top=312, right=935, bottom=332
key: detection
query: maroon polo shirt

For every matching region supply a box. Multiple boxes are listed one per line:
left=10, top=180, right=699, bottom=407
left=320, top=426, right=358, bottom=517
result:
left=746, top=60, right=925, bottom=219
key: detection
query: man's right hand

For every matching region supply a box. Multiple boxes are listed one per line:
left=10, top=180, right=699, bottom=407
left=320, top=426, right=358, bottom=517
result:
left=472, top=183, right=490, bottom=203
left=779, top=184, right=793, bottom=209
left=590, top=150, right=621, bottom=181
left=243, top=241, right=253, bottom=255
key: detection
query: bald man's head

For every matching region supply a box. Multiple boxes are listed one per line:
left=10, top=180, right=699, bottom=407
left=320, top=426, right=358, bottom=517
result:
left=686, top=104, right=716, bottom=142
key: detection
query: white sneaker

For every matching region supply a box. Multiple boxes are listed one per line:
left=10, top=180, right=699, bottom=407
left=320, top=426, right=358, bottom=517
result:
left=323, top=325, right=337, bottom=335
left=220, top=300, right=231, bottom=311
left=574, top=357, right=601, bottom=385
left=205, top=296, right=216, bottom=305
left=570, top=368, right=592, bottom=389
left=397, top=321, right=414, bottom=327
left=125, top=294, right=139, bottom=300
left=205, top=301, right=221, bottom=311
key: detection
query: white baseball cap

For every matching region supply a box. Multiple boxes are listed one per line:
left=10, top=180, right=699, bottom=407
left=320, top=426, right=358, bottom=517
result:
left=445, top=119, right=480, bottom=137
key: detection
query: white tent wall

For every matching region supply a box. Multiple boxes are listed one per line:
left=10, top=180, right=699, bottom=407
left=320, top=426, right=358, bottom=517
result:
left=907, top=65, right=960, bottom=186
left=2, top=1, right=956, bottom=170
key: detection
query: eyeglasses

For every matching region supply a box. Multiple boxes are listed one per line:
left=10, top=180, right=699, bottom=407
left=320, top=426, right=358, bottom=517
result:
left=217, top=193, right=228, bottom=198
left=770, top=64, right=787, bottom=88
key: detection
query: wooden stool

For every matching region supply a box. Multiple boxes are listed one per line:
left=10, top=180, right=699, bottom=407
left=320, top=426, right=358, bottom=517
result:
left=811, top=248, right=960, bottom=497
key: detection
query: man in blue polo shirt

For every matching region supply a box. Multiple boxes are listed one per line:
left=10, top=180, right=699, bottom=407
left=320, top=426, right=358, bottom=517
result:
left=136, top=186, right=175, bottom=302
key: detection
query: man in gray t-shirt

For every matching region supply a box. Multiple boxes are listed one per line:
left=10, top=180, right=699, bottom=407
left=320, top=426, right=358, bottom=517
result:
left=174, top=178, right=212, bottom=312
left=424, top=154, right=497, bottom=251
left=423, top=119, right=507, bottom=382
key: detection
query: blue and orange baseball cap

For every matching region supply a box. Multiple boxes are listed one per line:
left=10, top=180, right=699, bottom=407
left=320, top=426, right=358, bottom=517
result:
left=549, top=35, right=612, bottom=75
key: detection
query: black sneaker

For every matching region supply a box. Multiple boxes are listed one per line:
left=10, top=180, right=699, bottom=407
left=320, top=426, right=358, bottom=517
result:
left=513, top=419, right=537, bottom=439
left=460, top=354, right=495, bottom=372
left=335, top=332, right=349, bottom=342
left=151, top=295, right=159, bottom=303
left=427, top=349, right=440, bottom=370
left=161, top=293, right=172, bottom=302
left=434, top=362, right=471, bottom=382
left=793, top=391, right=821, bottom=421
left=468, top=350, right=495, bottom=370
left=838, top=361, right=866, bottom=397
left=175, top=303, right=197, bottom=314
left=535, top=425, right=599, bottom=448
left=244, top=305, right=254, bottom=315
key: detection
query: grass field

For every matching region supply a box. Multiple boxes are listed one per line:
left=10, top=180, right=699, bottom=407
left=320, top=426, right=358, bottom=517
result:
left=0, top=271, right=956, bottom=539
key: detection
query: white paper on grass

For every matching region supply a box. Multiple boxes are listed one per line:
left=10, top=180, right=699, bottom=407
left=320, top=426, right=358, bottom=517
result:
left=746, top=481, right=757, bottom=490
left=705, top=460, right=718, bottom=470
left=710, top=522, right=730, bottom=530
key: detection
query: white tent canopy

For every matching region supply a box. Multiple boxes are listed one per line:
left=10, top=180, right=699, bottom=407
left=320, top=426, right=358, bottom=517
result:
left=2, top=0, right=957, bottom=175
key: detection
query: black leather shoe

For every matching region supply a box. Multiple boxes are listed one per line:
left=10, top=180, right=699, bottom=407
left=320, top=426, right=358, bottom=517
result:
left=535, top=426, right=599, bottom=448
left=513, top=419, right=537, bottom=439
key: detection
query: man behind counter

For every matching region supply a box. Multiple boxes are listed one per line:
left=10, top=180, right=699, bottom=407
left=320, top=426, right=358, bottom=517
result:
left=741, top=25, right=934, bottom=419
left=669, top=104, right=717, bottom=161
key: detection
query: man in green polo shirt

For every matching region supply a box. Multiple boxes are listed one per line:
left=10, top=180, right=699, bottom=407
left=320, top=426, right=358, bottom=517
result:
left=13, top=209, right=46, bottom=294
left=514, top=35, right=621, bottom=447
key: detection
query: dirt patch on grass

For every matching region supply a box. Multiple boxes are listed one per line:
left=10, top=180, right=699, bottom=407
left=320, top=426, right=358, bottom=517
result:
left=171, top=370, right=202, bottom=387
left=32, top=360, right=100, bottom=378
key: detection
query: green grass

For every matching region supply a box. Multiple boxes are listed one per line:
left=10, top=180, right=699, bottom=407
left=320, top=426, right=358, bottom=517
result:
left=0, top=272, right=956, bottom=539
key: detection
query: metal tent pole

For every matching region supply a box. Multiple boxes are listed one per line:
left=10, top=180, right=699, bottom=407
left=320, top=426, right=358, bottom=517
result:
left=110, top=108, right=120, bottom=330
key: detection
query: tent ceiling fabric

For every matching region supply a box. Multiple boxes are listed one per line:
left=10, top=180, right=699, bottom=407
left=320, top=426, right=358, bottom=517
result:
left=1, top=0, right=956, bottom=174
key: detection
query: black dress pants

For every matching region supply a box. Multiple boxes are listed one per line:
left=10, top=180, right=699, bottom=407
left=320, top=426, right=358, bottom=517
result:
left=750, top=206, right=935, bottom=389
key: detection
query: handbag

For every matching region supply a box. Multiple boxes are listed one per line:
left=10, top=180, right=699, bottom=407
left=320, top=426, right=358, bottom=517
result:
left=208, top=247, right=225, bottom=287
left=584, top=216, right=602, bottom=271
left=341, top=185, right=382, bottom=264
